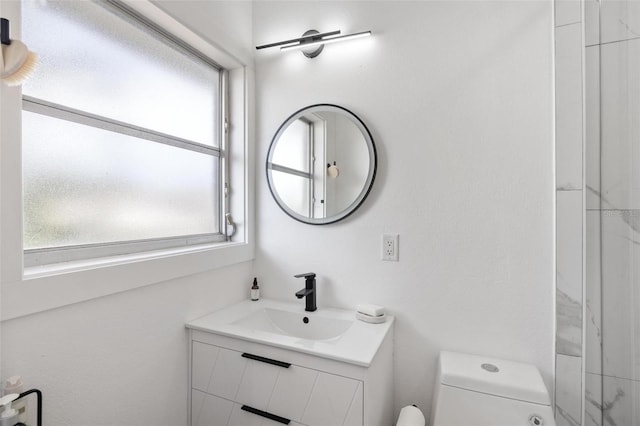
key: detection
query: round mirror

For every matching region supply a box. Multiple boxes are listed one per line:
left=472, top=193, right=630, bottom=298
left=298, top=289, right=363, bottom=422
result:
left=266, top=104, right=377, bottom=225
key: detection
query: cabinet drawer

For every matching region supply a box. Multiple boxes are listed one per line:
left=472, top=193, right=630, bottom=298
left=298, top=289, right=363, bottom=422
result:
left=192, top=390, right=306, bottom=426
left=191, top=341, right=363, bottom=426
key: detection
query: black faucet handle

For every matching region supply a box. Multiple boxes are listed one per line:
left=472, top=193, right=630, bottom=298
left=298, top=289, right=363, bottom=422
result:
left=294, top=272, right=316, bottom=279
left=294, top=273, right=317, bottom=312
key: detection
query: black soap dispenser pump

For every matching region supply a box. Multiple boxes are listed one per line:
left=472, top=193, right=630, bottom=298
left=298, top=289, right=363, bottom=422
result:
left=251, top=277, right=259, bottom=301
left=0, top=394, right=20, bottom=426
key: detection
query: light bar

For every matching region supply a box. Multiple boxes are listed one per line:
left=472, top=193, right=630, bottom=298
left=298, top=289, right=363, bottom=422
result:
left=280, top=30, right=372, bottom=52
left=255, top=30, right=341, bottom=50
left=256, top=29, right=372, bottom=58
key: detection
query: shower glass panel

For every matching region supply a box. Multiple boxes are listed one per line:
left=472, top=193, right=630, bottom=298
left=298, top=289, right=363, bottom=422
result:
left=585, top=0, right=640, bottom=425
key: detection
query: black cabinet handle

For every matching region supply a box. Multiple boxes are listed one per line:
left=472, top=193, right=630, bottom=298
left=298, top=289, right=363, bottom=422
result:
left=241, top=405, right=291, bottom=425
left=241, top=352, right=291, bottom=368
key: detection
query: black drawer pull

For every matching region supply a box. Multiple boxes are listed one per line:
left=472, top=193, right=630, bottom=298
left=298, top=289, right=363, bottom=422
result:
left=241, top=352, right=291, bottom=368
left=241, top=405, right=291, bottom=425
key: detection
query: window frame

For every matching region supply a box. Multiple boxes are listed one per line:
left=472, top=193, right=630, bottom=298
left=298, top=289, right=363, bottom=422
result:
left=268, top=117, right=315, bottom=217
left=21, top=0, right=230, bottom=267
left=0, top=0, right=254, bottom=320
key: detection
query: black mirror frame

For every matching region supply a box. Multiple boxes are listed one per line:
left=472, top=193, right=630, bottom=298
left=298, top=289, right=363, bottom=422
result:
left=266, top=104, right=377, bottom=225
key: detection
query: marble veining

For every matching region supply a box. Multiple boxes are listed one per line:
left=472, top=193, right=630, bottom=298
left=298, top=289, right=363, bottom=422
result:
left=557, top=287, right=583, bottom=356
left=586, top=373, right=640, bottom=426
left=555, top=22, right=584, bottom=190
left=585, top=297, right=603, bottom=374
left=600, top=38, right=640, bottom=211
left=586, top=210, right=603, bottom=376
left=555, top=5, right=586, bottom=419
left=558, top=184, right=583, bottom=191
left=600, top=211, right=640, bottom=381
left=593, top=183, right=640, bottom=231
left=604, top=209, right=640, bottom=236
left=585, top=44, right=600, bottom=210
left=601, top=386, right=626, bottom=426
left=586, top=373, right=603, bottom=426
left=624, top=210, right=640, bottom=236
left=600, top=1, right=640, bottom=44
left=586, top=301, right=602, bottom=343
left=617, top=19, right=640, bottom=38
left=557, top=404, right=581, bottom=426
left=587, top=185, right=601, bottom=204
left=585, top=376, right=625, bottom=426
left=586, top=376, right=640, bottom=426
left=555, top=0, right=581, bottom=27
left=556, top=354, right=583, bottom=426
left=583, top=2, right=640, bottom=424
left=585, top=0, right=599, bottom=47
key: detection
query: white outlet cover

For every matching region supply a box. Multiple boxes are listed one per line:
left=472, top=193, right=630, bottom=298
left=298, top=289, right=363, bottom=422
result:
left=382, top=234, right=399, bottom=261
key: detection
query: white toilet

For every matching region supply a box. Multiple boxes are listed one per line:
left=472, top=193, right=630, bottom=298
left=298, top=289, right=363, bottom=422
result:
left=430, top=351, right=556, bottom=426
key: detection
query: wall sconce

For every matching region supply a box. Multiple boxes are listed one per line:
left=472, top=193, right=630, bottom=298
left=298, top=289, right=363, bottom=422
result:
left=1, top=18, right=37, bottom=86
left=256, top=29, right=372, bottom=58
left=327, top=162, right=340, bottom=178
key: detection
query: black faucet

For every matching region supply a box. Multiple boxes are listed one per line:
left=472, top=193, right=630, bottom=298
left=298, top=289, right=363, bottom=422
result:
left=294, top=272, right=317, bottom=312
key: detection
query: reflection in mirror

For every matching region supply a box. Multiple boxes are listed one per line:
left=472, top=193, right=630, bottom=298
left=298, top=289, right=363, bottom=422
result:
left=267, top=104, right=377, bottom=225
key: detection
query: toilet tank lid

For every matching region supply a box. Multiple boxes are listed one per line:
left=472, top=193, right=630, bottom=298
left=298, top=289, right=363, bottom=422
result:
left=438, top=351, right=551, bottom=406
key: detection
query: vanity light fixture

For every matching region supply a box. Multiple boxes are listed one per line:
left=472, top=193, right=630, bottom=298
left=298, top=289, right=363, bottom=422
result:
left=256, top=29, right=372, bottom=58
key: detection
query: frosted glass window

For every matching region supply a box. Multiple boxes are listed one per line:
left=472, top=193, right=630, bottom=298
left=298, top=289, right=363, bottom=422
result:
left=271, top=170, right=311, bottom=217
left=22, top=0, right=219, bottom=146
left=20, top=0, right=226, bottom=265
left=272, top=119, right=311, bottom=172
left=23, top=112, right=219, bottom=250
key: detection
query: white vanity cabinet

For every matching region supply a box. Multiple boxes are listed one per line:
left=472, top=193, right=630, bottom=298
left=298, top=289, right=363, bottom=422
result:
left=188, top=329, right=393, bottom=426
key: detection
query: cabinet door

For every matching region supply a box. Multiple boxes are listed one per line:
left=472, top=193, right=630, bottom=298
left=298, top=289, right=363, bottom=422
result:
left=192, top=342, right=248, bottom=400
left=191, top=390, right=234, bottom=426
left=191, top=342, right=363, bottom=426
left=342, top=382, right=364, bottom=426
left=234, top=354, right=282, bottom=410
left=191, top=341, right=220, bottom=392
left=238, top=362, right=364, bottom=426
left=301, top=373, right=363, bottom=426
left=265, top=362, right=318, bottom=422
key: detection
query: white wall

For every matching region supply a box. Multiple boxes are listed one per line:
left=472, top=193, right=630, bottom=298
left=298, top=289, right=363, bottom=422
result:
left=1, top=2, right=255, bottom=425
left=1, top=1, right=556, bottom=424
left=1, top=262, right=252, bottom=425
left=253, top=0, right=555, bottom=419
left=152, top=0, right=253, bottom=66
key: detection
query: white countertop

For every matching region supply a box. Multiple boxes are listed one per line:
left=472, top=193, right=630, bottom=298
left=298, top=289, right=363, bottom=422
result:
left=186, top=298, right=394, bottom=367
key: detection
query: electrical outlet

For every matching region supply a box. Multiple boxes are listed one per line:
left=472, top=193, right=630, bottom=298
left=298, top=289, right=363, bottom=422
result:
left=382, top=234, right=399, bottom=261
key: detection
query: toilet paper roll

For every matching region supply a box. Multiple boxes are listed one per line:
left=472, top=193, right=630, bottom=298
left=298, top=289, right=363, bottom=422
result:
left=396, top=405, right=425, bottom=426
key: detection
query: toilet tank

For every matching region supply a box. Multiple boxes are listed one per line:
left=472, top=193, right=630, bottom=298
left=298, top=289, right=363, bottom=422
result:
left=431, top=351, right=556, bottom=426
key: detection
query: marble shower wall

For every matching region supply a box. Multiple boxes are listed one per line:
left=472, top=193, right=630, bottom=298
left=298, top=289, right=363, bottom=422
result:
left=555, top=1, right=584, bottom=425
left=584, top=0, right=640, bottom=425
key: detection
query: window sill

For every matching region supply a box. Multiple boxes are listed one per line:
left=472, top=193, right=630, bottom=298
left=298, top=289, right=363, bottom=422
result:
left=2, top=241, right=254, bottom=321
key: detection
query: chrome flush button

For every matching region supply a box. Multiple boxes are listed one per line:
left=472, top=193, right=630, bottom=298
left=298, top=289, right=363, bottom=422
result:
left=528, top=414, right=544, bottom=426
left=481, top=363, right=499, bottom=372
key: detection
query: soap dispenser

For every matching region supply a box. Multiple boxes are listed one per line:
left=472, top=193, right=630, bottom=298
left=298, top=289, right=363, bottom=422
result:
left=251, top=277, right=259, bottom=301
left=3, top=376, right=25, bottom=425
left=0, top=394, right=21, bottom=426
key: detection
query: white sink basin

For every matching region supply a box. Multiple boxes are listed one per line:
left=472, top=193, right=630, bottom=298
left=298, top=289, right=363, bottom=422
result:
left=187, top=299, right=394, bottom=366
left=232, top=307, right=353, bottom=340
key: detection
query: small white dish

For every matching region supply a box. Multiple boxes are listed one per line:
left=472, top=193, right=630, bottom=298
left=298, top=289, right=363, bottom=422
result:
left=356, top=312, right=387, bottom=324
